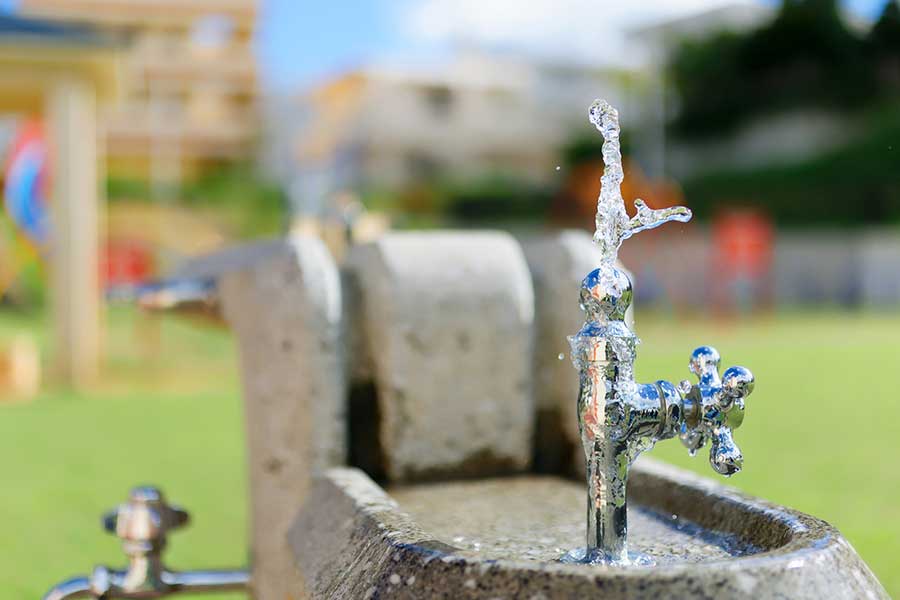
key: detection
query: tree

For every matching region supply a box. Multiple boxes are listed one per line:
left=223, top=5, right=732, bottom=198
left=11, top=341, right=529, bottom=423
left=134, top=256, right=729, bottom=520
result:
left=670, top=0, right=873, bottom=137
left=868, top=0, right=900, bottom=89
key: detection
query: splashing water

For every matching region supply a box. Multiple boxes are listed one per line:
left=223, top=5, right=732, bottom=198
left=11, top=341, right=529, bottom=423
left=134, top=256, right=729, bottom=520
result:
left=588, top=99, right=693, bottom=265
left=562, top=100, right=695, bottom=566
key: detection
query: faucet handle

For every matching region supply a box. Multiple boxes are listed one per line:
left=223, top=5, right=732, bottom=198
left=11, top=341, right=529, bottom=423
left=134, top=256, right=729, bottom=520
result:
left=680, top=346, right=755, bottom=476
left=719, top=366, right=754, bottom=428
left=102, top=486, right=189, bottom=552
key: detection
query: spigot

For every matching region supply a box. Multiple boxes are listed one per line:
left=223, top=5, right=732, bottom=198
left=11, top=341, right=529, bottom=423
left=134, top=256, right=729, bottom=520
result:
left=567, top=265, right=756, bottom=565
left=561, top=97, right=760, bottom=565
left=43, top=486, right=249, bottom=600
left=679, top=346, right=755, bottom=476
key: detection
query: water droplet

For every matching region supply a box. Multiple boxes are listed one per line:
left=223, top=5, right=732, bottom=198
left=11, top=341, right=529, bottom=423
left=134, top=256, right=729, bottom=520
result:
left=558, top=353, right=565, bottom=361
left=555, top=165, right=561, bottom=171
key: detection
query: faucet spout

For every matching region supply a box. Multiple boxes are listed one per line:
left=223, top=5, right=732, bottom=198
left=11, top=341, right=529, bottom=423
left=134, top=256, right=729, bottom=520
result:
left=43, top=577, right=93, bottom=600
left=165, top=568, right=251, bottom=593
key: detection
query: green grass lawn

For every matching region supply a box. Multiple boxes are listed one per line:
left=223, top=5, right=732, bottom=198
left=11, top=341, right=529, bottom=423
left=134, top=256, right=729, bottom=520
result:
left=0, top=308, right=247, bottom=600
left=636, top=311, right=900, bottom=597
left=0, top=308, right=897, bottom=598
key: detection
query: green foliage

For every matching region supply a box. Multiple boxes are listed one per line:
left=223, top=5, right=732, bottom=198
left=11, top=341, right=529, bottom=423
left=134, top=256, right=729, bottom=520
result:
left=562, top=130, right=634, bottom=166
left=363, top=174, right=555, bottom=227
left=108, top=164, right=287, bottom=239
left=0, top=217, right=46, bottom=308
left=181, top=164, right=287, bottom=239
left=671, top=0, right=887, bottom=137
left=670, top=31, right=751, bottom=136
left=441, top=175, right=554, bottom=225
left=683, top=106, right=900, bottom=224
left=869, top=0, right=900, bottom=56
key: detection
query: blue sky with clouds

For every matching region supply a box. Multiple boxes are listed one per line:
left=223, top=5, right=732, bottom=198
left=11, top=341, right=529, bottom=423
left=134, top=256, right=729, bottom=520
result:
left=257, top=0, right=893, bottom=91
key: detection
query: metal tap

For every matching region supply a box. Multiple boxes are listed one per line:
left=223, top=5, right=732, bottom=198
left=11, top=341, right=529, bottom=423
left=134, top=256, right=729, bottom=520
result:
left=43, top=487, right=249, bottom=599
left=563, top=98, right=756, bottom=565
left=568, top=266, right=755, bottom=564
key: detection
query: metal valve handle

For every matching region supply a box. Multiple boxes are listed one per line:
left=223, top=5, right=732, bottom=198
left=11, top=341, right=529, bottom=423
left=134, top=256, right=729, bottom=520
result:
left=679, top=346, right=755, bottom=476
left=102, top=486, right=189, bottom=553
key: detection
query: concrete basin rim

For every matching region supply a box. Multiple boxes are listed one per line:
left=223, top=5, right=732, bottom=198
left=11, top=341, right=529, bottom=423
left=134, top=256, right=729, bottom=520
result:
left=327, top=467, right=847, bottom=579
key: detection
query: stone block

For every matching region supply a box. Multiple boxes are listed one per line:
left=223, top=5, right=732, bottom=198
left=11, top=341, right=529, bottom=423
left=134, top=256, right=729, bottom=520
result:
left=347, top=232, right=534, bottom=481
left=220, top=236, right=345, bottom=600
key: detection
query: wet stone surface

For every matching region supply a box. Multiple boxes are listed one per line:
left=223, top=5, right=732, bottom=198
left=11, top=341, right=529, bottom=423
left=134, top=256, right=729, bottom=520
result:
left=389, top=476, right=757, bottom=565
left=291, top=464, right=889, bottom=599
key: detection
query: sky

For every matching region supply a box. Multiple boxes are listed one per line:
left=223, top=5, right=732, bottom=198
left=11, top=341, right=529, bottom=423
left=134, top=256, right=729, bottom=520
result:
left=256, top=0, right=893, bottom=92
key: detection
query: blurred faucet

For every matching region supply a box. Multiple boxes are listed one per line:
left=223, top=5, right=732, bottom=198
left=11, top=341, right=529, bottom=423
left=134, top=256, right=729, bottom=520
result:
left=43, top=487, right=248, bottom=599
left=107, top=278, right=224, bottom=326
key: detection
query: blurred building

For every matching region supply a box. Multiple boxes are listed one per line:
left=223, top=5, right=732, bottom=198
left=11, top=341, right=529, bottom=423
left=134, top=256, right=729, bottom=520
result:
left=278, top=52, right=634, bottom=216
left=18, top=0, right=258, bottom=182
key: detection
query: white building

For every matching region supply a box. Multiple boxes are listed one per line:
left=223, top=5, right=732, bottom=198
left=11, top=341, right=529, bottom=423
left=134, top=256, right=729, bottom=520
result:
left=278, top=52, right=635, bottom=216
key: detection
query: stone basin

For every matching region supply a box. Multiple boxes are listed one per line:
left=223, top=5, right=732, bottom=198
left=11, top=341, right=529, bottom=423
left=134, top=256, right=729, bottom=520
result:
left=213, top=232, right=888, bottom=599
left=289, top=458, right=887, bottom=599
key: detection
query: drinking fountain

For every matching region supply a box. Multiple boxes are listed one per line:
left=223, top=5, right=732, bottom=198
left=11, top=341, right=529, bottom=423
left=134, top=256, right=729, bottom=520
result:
left=42, top=101, right=888, bottom=599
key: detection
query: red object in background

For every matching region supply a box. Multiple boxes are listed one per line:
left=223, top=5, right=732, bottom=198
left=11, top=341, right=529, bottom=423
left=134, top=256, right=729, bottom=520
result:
left=102, top=238, right=155, bottom=286
left=711, top=209, right=774, bottom=312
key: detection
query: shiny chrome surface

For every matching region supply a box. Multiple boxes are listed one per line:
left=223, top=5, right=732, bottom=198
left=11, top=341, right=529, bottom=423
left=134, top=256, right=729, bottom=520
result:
left=42, top=487, right=249, bottom=599
left=680, top=347, right=755, bottom=476
left=566, top=99, right=755, bottom=565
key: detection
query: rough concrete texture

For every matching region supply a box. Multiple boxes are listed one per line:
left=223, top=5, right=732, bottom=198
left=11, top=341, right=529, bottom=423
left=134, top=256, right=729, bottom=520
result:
left=522, top=231, right=633, bottom=473
left=221, top=236, right=346, bottom=600
left=389, top=476, right=745, bottom=564
left=289, top=460, right=888, bottom=599
left=347, top=232, right=535, bottom=481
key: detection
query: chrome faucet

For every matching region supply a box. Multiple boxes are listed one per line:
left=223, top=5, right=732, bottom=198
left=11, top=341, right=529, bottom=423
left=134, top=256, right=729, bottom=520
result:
left=568, top=266, right=754, bottom=564
left=564, top=99, right=755, bottom=565
left=43, top=487, right=249, bottom=599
